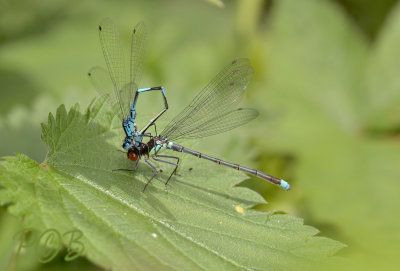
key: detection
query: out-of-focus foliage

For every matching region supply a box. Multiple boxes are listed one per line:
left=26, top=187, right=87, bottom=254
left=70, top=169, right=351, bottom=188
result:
left=0, top=0, right=399, bottom=270
left=336, top=0, right=399, bottom=40
left=204, top=0, right=224, bottom=8
left=0, top=0, right=77, bottom=44
left=251, top=1, right=400, bottom=270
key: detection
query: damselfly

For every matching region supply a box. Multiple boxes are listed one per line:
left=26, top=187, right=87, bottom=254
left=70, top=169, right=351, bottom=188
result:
left=88, top=18, right=168, bottom=150
left=89, top=19, right=290, bottom=192
left=126, top=58, right=290, bottom=192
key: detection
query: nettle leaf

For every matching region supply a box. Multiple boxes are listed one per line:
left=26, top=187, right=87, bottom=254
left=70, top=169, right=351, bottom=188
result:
left=0, top=97, right=343, bottom=270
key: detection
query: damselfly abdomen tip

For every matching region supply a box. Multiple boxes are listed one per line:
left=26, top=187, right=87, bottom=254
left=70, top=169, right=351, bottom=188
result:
left=280, top=180, right=290, bottom=191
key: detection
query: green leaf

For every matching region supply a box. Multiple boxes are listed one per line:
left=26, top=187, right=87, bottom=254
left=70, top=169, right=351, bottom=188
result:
left=0, top=97, right=343, bottom=270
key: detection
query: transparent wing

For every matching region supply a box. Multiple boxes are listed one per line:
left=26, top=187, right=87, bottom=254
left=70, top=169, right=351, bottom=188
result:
left=161, top=58, right=254, bottom=139
left=167, top=108, right=259, bottom=140
left=88, top=67, right=137, bottom=118
left=88, top=66, right=115, bottom=105
left=88, top=67, right=137, bottom=117
left=130, top=21, right=148, bottom=89
left=97, top=18, right=130, bottom=118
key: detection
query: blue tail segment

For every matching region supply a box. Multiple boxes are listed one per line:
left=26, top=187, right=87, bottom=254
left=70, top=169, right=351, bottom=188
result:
left=280, top=180, right=290, bottom=191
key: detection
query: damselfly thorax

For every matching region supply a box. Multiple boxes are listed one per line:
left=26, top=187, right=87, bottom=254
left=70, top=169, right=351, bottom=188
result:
left=126, top=137, right=169, bottom=161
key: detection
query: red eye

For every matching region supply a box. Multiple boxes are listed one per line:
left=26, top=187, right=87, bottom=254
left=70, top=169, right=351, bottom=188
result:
left=128, top=152, right=138, bottom=161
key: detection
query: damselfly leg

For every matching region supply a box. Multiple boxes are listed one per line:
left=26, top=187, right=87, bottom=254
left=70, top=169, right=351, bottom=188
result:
left=152, top=155, right=180, bottom=192
left=141, top=122, right=158, bottom=138
left=143, top=159, right=159, bottom=192
left=147, top=122, right=158, bottom=137
left=137, top=86, right=168, bottom=135
left=133, top=86, right=168, bottom=130
left=156, top=154, right=179, bottom=177
left=133, top=159, right=140, bottom=171
left=113, top=167, right=136, bottom=172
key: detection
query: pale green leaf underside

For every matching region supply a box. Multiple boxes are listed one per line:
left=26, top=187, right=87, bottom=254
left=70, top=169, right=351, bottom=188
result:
left=0, top=97, right=343, bottom=270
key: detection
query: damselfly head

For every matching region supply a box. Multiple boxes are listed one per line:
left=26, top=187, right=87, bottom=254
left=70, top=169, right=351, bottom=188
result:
left=127, top=148, right=139, bottom=161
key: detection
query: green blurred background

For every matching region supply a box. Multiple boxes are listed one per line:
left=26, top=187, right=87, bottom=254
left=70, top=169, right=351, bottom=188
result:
left=1, top=0, right=400, bottom=270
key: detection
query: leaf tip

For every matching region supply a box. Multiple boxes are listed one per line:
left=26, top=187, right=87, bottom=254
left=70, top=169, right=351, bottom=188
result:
left=40, top=159, right=50, bottom=170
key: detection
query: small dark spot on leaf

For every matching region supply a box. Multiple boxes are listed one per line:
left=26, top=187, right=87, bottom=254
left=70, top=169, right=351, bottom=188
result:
left=40, top=162, right=50, bottom=170
left=99, top=25, right=102, bottom=31
left=232, top=60, right=237, bottom=64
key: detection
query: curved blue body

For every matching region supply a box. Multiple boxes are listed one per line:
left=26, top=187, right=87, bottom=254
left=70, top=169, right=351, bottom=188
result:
left=122, top=87, right=168, bottom=149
